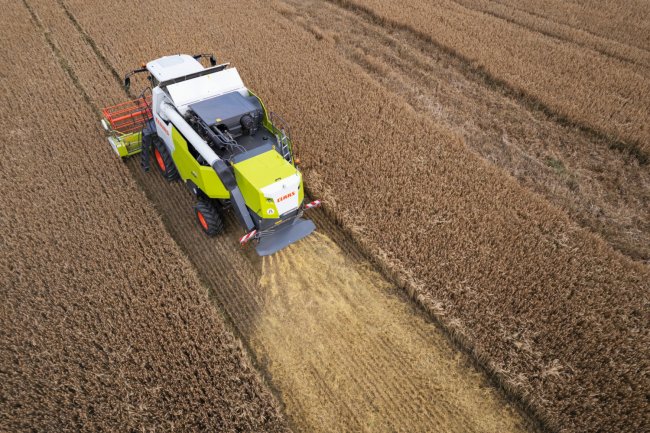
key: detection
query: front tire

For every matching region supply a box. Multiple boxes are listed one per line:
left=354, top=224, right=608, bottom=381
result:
left=194, top=200, right=224, bottom=236
left=152, top=138, right=179, bottom=181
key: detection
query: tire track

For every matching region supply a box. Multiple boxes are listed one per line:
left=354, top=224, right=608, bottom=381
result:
left=449, top=0, right=650, bottom=69
left=19, top=0, right=98, bottom=114
left=486, top=0, right=650, bottom=54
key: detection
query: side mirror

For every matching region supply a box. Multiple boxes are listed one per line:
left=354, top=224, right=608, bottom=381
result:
left=123, top=67, right=147, bottom=92
left=193, top=53, right=218, bottom=67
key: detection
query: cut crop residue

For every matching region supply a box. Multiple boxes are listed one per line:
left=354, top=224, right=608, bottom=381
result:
left=253, top=232, right=532, bottom=433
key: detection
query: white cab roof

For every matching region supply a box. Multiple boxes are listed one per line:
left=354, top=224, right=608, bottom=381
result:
left=166, top=68, right=247, bottom=108
left=147, top=54, right=204, bottom=82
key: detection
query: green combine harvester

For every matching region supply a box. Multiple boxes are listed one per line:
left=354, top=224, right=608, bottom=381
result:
left=101, top=54, right=320, bottom=255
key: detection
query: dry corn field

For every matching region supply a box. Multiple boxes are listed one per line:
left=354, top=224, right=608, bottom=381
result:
left=1, top=1, right=648, bottom=433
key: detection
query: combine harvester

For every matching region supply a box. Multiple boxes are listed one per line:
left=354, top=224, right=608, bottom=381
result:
left=101, top=54, right=320, bottom=255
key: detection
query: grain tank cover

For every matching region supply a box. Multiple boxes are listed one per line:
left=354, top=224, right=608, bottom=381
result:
left=166, top=68, right=246, bottom=108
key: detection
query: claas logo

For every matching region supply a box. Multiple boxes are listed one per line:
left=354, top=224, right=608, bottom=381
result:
left=276, top=191, right=296, bottom=203
left=155, top=116, right=169, bottom=135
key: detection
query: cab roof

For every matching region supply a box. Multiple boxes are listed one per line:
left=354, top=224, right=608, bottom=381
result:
left=146, top=54, right=204, bottom=82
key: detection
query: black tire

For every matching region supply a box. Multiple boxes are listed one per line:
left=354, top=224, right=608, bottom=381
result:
left=194, top=200, right=224, bottom=236
left=152, top=137, right=179, bottom=181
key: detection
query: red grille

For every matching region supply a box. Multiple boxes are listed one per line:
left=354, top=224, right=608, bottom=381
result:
left=101, top=96, right=152, bottom=134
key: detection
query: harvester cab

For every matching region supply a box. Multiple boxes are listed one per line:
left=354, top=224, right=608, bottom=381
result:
left=101, top=53, right=321, bottom=256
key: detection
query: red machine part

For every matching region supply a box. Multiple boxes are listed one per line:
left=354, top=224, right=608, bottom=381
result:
left=304, top=199, right=321, bottom=210
left=101, top=96, right=152, bottom=134
left=239, top=229, right=258, bottom=245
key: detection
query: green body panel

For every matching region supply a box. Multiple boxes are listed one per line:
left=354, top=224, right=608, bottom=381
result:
left=233, top=149, right=303, bottom=219
left=171, top=127, right=230, bottom=199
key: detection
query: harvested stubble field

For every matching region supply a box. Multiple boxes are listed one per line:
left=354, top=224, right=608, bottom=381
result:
left=2, top=1, right=649, bottom=433
left=125, top=170, right=538, bottom=433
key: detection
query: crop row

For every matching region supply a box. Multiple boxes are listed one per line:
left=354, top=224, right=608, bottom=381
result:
left=0, top=2, right=288, bottom=431
left=343, top=0, right=650, bottom=157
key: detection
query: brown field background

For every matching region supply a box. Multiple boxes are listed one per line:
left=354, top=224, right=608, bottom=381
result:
left=2, top=0, right=649, bottom=432
left=1, top=0, right=544, bottom=431
left=0, top=2, right=288, bottom=432
left=278, top=0, right=650, bottom=262
left=484, top=0, right=650, bottom=53
left=342, top=0, right=650, bottom=157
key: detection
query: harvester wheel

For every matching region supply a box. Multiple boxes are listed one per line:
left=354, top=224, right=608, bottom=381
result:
left=152, top=138, right=179, bottom=181
left=194, top=201, right=224, bottom=236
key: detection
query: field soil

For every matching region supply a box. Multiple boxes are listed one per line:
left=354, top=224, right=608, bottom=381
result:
left=0, top=2, right=288, bottom=431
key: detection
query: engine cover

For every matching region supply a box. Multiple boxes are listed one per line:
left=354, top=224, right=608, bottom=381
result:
left=233, top=148, right=303, bottom=220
